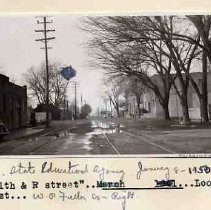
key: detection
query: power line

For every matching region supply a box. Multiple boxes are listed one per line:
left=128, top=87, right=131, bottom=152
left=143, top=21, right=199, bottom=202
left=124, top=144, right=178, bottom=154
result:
left=15, top=18, right=35, bottom=38
left=35, top=16, right=55, bottom=128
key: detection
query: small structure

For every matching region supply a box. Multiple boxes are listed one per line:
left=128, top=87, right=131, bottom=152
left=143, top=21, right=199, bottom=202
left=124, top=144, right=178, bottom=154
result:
left=33, top=103, right=60, bottom=123
left=0, top=74, right=27, bottom=129
left=100, top=110, right=110, bottom=118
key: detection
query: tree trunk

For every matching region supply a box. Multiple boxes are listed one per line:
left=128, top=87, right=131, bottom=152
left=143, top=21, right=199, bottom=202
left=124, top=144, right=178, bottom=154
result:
left=201, top=49, right=209, bottom=122
left=137, top=106, right=141, bottom=118
left=186, top=50, right=209, bottom=123
left=180, top=94, right=190, bottom=122
left=199, top=97, right=209, bottom=122
left=135, top=95, right=141, bottom=118
left=115, top=104, right=121, bottom=118
left=160, top=101, right=171, bottom=121
left=116, top=109, right=121, bottom=117
left=173, top=79, right=190, bottom=123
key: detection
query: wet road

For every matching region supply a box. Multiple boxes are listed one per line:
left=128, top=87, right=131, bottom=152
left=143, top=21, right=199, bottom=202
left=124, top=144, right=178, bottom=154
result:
left=0, top=119, right=121, bottom=155
left=29, top=119, right=126, bottom=155
left=0, top=118, right=175, bottom=155
left=1, top=117, right=211, bottom=155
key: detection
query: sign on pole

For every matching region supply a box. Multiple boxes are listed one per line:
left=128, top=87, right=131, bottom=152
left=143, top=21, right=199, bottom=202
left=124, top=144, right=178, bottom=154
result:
left=60, top=66, right=76, bottom=80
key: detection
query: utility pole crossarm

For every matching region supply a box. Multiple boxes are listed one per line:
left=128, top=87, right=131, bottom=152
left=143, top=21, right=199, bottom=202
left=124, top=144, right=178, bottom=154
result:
left=40, top=47, right=52, bottom=50
left=35, top=37, right=55, bottom=42
left=35, top=29, right=55, bottom=33
left=35, top=16, right=55, bottom=128
left=37, top=20, right=53, bottom=24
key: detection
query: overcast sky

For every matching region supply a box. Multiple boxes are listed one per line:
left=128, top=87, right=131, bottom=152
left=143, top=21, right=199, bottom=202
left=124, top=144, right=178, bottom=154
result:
left=0, top=14, right=104, bottom=112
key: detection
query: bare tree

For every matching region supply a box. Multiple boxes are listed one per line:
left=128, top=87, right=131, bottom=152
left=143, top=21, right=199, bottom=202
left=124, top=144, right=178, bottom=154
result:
left=118, top=75, right=145, bottom=117
left=187, top=16, right=211, bottom=63
left=154, top=16, right=210, bottom=122
left=186, top=16, right=211, bottom=122
left=149, top=16, right=199, bottom=122
left=49, top=62, right=69, bottom=107
left=147, top=15, right=211, bottom=122
left=82, top=16, right=177, bottom=120
left=83, top=16, right=209, bottom=122
left=24, top=65, right=46, bottom=104
left=102, top=79, right=124, bottom=117
left=24, top=61, right=69, bottom=108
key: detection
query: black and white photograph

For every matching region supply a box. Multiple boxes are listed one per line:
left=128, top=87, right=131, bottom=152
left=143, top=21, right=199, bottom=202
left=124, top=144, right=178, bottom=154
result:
left=0, top=14, right=211, bottom=155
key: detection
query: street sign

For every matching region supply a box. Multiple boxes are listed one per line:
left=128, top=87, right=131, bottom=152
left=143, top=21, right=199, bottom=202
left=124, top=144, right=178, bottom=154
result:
left=60, top=66, right=76, bottom=80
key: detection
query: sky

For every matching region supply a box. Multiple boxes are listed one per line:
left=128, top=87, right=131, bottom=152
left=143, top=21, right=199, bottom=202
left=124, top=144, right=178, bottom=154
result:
left=0, top=14, right=105, bottom=113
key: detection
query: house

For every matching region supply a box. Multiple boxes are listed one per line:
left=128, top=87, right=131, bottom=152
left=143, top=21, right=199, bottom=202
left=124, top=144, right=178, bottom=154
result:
left=127, top=72, right=211, bottom=120
left=168, top=72, right=211, bottom=119
left=0, top=74, right=27, bottom=129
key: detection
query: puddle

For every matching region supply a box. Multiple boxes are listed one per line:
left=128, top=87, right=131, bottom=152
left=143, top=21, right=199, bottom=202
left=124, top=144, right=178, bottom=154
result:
left=91, top=120, right=123, bottom=134
left=91, top=121, right=98, bottom=128
left=78, top=126, right=121, bottom=150
left=98, top=122, right=110, bottom=129
left=64, top=121, right=124, bottom=152
left=81, top=134, right=92, bottom=150
left=67, top=130, right=95, bottom=151
left=68, top=132, right=77, bottom=136
left=170, top=124, right=197, bottom=128
left=105, top=128, right=121, bottom=134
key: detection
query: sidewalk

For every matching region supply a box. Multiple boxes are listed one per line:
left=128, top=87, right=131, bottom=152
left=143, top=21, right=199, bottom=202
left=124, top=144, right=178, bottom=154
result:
left=4, top=125, right=48, bottom=140
left=99, top=117, right=211, bottom=153
left=103, top=117, right=211, bottom=131
left=4, top=120, right=79, bottom=141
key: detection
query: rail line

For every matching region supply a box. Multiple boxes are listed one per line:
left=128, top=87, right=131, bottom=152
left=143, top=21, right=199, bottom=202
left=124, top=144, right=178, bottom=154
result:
left=0, top=125, right=70, bottom=155
left=101, top=132, right=121, bottom=154
left=1, top=119, right=177, bottom=155
left=121, top=129, right=176, bottom=154
left=94, top=119, right=176, bottom=154
left=93, top=120, right=121, bottom=154
left=27, top=125, right=73, bottom=155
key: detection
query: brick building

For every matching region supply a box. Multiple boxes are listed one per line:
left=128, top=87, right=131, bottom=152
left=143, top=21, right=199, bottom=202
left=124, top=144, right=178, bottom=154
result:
left=0, top=74, right=27, bottom=130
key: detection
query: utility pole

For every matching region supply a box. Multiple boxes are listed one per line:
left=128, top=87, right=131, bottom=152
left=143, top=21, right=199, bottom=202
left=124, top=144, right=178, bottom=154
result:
left=66, top=100, right=69, bottom=119
left=35, top=16, right=55, bottom=128
left=63, top=98, right=66, bottom=120
left=74, top=82, right=77, bottom=120
left=69, top=81, right=79, bottom=120
left=80, top=94, right=83, bottom=113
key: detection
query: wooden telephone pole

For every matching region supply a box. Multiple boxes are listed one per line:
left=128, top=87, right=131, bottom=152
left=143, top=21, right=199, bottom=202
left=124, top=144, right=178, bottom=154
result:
left=35, top=16, right=55, bottom=127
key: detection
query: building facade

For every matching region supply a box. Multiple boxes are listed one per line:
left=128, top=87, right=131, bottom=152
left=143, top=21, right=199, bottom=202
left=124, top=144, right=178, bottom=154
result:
left=0, top=74, right=27, bottom=129
left=127, top=72, right=211, bottom=120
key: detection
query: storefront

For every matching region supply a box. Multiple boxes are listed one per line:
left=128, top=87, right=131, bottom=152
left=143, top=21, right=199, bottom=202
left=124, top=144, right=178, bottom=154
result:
left=0, top=74, right=27, bottom=129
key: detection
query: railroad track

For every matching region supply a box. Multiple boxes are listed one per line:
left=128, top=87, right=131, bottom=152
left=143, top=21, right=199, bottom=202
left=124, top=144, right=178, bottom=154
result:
left=1, top=119, right=177, bottom=155
left=101, top=132, right=121, bottom=154
left=0, top=125, right=71, bottom=155
left=93, top=120, right=176, bottom=155
left=27, top=125, right=74, bottom=155
left=92, top=120, right=121, bottom=154
left=121, top=129, right=176, bottom=154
